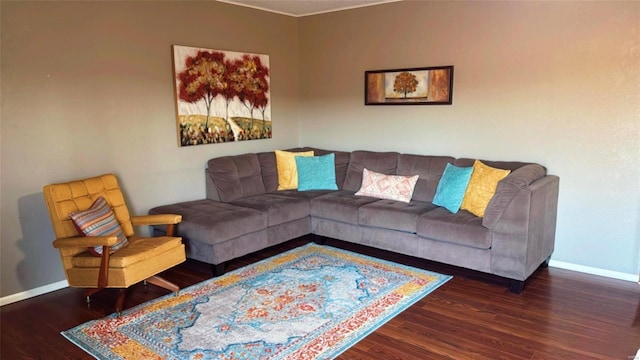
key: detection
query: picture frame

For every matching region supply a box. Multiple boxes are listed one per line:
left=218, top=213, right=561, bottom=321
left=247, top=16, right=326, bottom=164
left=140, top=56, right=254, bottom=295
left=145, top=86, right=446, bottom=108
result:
left=365, top=65, right=454, bottom=105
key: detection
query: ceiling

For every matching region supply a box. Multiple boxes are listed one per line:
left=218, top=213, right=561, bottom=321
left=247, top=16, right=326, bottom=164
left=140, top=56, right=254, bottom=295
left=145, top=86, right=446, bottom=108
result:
left=217, top=0, right=401, bottom=17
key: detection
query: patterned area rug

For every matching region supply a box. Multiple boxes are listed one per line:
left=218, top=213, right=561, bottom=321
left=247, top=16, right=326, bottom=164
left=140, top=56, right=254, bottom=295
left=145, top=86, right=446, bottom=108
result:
left=62, top=243, right=452, bottom=359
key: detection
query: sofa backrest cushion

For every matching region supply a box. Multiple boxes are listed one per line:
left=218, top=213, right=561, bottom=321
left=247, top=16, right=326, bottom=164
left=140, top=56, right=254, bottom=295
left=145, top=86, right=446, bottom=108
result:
left=343, top=151, right=399, bottom=192
left=207, top=153, right=266, bottom=202
left=397, top=154, right=455, bottom=202
left=311, top=148, right=351, bottom=189
left=257, top=151, right=279, bottom=192
left=454, top=158, right=533, bottom=172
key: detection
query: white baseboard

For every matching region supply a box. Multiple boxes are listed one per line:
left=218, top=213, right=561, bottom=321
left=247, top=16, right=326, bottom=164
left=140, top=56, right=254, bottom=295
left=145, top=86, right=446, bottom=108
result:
left=549, top=260, right=639, bottom=282
left=0, top=280, right=69, bottom=307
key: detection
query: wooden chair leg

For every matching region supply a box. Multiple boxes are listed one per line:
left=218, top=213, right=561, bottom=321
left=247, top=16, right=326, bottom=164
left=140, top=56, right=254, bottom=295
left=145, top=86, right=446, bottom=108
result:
left=145, top=275, right=180, bottom=295
left=115, top=288, right=128, bottom=316
left=83, top=288, right=104, bottom=304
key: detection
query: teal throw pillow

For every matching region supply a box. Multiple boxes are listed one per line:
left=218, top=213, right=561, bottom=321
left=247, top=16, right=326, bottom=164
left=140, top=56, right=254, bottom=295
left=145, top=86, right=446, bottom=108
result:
left=433, top=163, right=474, bottom=213
left=295, top=153, right=338, bottom=191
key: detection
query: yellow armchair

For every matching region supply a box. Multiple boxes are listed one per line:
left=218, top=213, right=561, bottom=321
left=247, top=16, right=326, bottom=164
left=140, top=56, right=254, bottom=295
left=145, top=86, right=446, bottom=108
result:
left=43, top=173, right=186, bottom=314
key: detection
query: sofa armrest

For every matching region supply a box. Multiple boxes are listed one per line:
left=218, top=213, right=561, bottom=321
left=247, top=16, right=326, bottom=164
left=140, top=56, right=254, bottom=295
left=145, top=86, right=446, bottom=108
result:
left=483, top=164, right=546, bottom=229
left=489, top=175, right=559, bottom=280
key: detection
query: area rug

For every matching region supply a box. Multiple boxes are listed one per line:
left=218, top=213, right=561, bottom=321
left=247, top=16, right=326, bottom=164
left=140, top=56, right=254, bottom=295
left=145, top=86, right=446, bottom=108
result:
left=62, top=243, right=452, bottom=359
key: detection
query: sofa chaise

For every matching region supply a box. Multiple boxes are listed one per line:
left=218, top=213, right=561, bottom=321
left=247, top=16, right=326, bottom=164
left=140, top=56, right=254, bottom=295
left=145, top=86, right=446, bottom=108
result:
left=149, top=147, right=559, bottom=293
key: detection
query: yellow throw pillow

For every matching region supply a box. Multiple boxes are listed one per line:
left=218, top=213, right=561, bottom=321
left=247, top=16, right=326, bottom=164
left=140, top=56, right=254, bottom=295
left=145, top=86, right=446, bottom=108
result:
left=275, top=150, right=314, bottom=190
left=460, top=160, right=511, bottom=217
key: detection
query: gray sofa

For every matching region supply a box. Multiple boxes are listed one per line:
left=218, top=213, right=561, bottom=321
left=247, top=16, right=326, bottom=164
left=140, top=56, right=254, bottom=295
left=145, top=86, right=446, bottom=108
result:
left=149, top=147, right=559, bottom=293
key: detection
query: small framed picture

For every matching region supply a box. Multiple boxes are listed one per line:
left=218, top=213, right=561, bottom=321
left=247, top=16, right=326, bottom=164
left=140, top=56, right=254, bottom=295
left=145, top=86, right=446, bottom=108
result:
left=365, top=65, right=454, bottom=105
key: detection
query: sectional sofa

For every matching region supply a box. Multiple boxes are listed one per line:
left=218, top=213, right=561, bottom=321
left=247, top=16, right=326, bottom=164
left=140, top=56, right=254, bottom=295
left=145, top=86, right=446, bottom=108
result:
left=149, top=147, right=559, bottom=293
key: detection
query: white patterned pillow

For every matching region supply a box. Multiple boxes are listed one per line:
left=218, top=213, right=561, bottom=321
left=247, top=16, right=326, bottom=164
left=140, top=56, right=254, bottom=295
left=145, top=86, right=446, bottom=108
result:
left=69, top=196, right=129, bottom=256
left=355, top=168, right=419, bottom=203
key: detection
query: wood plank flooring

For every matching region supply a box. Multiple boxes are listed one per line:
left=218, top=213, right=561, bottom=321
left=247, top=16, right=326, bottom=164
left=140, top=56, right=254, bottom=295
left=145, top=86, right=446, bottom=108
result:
left=2, top=235, right=639, bottom=359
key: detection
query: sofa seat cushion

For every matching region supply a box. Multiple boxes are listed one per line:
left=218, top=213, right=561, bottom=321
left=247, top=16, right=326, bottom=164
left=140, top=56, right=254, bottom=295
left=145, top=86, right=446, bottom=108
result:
left=149, top=200, right=266, bottom=245
left=310, top=190, right=380, bottom=225
left=230, top=194, right=309, bottom=226
left=416, top=207, right=492, bottom=249
left=359, top=200, right=438, bottom=233
left=275, top=189, right=337, bottom=200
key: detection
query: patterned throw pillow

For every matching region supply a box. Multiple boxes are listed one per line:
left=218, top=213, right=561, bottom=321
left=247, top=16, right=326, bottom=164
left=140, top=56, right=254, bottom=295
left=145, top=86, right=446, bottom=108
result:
left=433, top=163, right=474, bottom=213
left=460, top=160, right=511, bottom=217
left=295, top=153, right=339, bottom=191
left=69, top=196, right=129, bottom=256
left=355, top=168, right=419, bottom=203
left=275, top=150, right=314, bottom=190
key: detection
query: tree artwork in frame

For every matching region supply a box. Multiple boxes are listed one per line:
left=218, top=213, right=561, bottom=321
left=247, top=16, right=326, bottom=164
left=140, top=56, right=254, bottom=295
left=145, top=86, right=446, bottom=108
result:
left=172, top=45, right=271, bottom=147
left=365, top=66, right=454, bottom=105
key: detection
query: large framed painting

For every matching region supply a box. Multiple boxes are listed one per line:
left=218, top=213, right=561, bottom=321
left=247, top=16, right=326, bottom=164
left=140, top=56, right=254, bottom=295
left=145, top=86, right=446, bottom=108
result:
left=365, top=65, right=453, bottom=105
left=172, top=45, right=271, bottom=146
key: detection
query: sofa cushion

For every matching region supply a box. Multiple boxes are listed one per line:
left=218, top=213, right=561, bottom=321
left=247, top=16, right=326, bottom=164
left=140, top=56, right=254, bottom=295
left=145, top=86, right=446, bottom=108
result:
left=275, top=150, right=314, bottom=190
left=230, top=193, right=310, bottom=226
left=397, top=154, right=454, bottom=202
left=342, top=151, right=399, bottom=192
left=149, top=200, right=267, bottom=245
left=259, top=148, right=351, bottom=192
left=295, top=153, right=338, bottom=191
left=355, top=168, right=419, bottom=203
left=207, top=153, right=266, bottom=202
left=432, top=163, right=474, bottom=213
left=461, top=160, right=511, bottom=217
left=310, top=190, right=379, bottom=225
left=416, top=207, right=492, bottom=249
left=359, top=199, right=438, bottom=233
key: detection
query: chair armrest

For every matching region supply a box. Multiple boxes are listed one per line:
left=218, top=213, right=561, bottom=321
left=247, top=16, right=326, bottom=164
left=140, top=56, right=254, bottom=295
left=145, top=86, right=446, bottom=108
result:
left=52, top=236, right=119, bottom=249
left=131, top=214, right=182, bottom=226
left=53, top=236, right=115, bottom=289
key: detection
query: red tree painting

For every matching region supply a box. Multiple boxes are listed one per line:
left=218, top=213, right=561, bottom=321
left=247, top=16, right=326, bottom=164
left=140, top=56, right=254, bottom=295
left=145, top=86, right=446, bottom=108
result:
left=173, top=45, right=271, bottom=146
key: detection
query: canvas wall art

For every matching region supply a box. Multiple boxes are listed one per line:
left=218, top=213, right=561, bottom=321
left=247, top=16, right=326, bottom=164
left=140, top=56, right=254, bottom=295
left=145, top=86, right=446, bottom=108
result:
left=172, top=45, right=271, bottom=146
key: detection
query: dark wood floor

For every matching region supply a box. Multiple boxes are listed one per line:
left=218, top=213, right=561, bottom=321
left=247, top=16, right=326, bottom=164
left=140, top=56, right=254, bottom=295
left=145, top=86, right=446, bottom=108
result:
left=2, top=235, right=639, bottom=359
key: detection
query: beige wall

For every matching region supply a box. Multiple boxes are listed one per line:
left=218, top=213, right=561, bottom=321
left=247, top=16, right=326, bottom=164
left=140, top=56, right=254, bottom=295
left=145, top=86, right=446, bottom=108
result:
left=1, top=0, right=639, bottom=300
left=0, top=1, right=300, bottom=297
left=299, top=2, right=639, bottom=275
